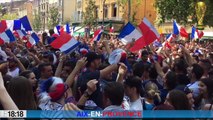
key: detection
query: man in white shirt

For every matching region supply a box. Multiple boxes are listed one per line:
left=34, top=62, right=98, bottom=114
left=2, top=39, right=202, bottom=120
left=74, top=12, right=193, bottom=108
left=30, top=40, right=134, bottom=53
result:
left=187, top=64, right=204, bottom=98
left=124, top=76, right=143, bottom=110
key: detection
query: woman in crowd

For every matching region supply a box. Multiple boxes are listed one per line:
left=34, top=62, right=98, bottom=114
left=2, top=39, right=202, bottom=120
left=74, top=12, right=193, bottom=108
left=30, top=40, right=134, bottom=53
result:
left=164, top=89, right=191, bottom=110
left=7, top=76, right=37, bottom=110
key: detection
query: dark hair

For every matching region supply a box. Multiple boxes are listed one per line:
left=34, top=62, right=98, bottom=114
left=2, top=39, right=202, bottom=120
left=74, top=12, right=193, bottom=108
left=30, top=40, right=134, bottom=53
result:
left=199, top=59, right=211, bottom=72
left=165, top=71, right=177, bottom=90
left=64, top=60, right=76, bottom=70
left=173, top=59, right=187, bottom=74
left=201, top=78, right=213, bottom=99
left=7, top=76, right=37, bottom=110
left=192, top=64, right=204, bottom=80
left=168, top=90, right=191, bottom=110
left=148, top=64, right=158, bottom=79
left=20, top=70, right=33, bottom=79
left=124, top=76, right=142, bottom=94
left=176, top=74, right=190, bottom=85
left=38, top=63, right=52, bottom=72
left=49, top=29, right=55, bottom=36
left=104, top=82, right=124, bottom=106
left=132, top=62, right=144, bottom=77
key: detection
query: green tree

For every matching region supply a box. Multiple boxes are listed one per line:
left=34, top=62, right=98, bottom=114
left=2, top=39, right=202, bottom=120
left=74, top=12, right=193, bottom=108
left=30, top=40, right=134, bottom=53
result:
left=82, top=0, right=97, bottom=28
left=155, top=0, right=194, bottom=24
left=0, top=13, right=18, bottom=20
left=32, top=10, right=41, bottom=32
left=155, top=0, right=213, bottom=26
left=48, top=7, right=60, bottom=29
left=117, top=0, right=141, bottom=24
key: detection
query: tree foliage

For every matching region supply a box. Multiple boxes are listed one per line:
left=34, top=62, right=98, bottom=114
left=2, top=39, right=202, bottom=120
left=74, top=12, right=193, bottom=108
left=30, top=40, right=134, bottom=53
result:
left=0, top=13, right=18, bottom=20
left=155, top=0, right=213, bottom=26
left=118, top=0, right=141, bottom=25
left=32, top=10, right=41, bottom=32
left=82, top=0, right=97, bottom=28
left=48, top=7, right=60, bottom=29
left=155, top=0, right=194, bottom=24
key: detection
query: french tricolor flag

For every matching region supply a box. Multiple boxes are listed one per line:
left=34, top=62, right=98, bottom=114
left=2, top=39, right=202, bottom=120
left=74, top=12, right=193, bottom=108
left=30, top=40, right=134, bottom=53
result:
left=118, top=22, right=142, bottom=45
left=51, top=33, right=80, bottom=54
left=54, top=23, right=71, bottom=35
left=16, top=30, right=27, bottom=39
left=27, top=32, right=40, bottom=48
left=191, top=26, right=204, bottom=40
left=0, top=16, right=32, bottom=32
left=92, top=29, right=103, bottom=42
left=129, top=18, right=159, bottom=52
left=173, top=20, right=188, bottom=38
left=166, top=33, right=174, bottom=42
left=0, top=29, right=16, bottom=45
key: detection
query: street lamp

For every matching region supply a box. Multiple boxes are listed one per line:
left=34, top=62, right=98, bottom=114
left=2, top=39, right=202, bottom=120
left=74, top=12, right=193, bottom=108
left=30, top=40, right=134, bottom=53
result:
left=195, top=0, right=206, bottom=30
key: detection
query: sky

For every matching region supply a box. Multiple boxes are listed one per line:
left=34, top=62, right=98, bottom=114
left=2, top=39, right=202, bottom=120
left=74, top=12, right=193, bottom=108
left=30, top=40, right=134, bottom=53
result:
left=0, top=0, right=11, bottom=3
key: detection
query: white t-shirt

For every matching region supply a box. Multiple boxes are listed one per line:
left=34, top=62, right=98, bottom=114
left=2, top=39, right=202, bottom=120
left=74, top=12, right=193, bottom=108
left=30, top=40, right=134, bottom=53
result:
left=7, top=68, right=20, bottom=77
left=187, top=81, right=200, bottom=97
left=129, top=97, right=143, bottom=110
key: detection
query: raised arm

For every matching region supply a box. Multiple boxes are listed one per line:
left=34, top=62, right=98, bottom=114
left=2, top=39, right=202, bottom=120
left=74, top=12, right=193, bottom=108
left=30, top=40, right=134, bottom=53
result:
left=55, top=54, right=66, bottom=77
left=116, top=63, right=127, bottom=83
left=76, top=79, right=98, bottom=108
left=5, top=48, right=26, bottom=72
left=0, top=72, right=18, bottom=110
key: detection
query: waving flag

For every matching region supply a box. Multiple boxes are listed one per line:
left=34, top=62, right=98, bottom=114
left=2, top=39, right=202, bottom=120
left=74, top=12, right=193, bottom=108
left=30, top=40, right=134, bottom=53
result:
left=118, top=22, right=142, bottom=45
left=92, top=29, right=103, bottom=42
left=130, top=18, right=159, bottom=52
left=20, top=16, right=32, bottom=31
left=0, top=20, right=7, bottom=33
left=191, top=26, right=204, bottom=40
left=27, top=32, right=40, bottom=48
left=51, top=33, right=80, bottom=54
left=173, top=20, right=188, bottom=38
left=0, top=29, right=16, bottom=45
left=138, top=17, right=160, bottom=45
left=16, top=30, right=27, bottom=39
left=54, top=24, right=71, bottom=35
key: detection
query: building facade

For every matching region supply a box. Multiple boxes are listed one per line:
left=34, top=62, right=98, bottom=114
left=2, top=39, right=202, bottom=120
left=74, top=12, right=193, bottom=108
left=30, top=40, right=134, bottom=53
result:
left=62, top=0, right=76, bottom=23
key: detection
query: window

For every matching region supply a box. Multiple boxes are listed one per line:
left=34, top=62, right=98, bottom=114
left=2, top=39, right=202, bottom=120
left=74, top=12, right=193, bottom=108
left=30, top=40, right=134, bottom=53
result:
left=104, top=5, right=108, bottom=18
left=78, top=11, right=81, bottom=21
left=112, top=3, right=117, bottom=17
left=95, top=6, right=98, bottom=19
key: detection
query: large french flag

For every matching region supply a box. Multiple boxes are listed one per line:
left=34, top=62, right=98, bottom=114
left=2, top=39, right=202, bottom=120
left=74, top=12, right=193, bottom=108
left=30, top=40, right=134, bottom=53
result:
left=130, top=18, right=159, bottom=52
left=27, top=32, right=40, bottom=48
left=118, top=22, right=142, bottom=45
left=51, top=33, right=80, bottom=54
left=92, top=29, right=103, bottom=42
left=0, top=29, right=16, bottom=45
left=173, top=20, right=188, bottom=38
left=138, top=17, right=160, bottom=45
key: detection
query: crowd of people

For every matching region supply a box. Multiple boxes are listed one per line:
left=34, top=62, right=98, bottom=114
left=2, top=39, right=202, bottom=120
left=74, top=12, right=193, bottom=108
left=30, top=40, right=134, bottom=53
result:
left=0, top=28, right=213, bottom=118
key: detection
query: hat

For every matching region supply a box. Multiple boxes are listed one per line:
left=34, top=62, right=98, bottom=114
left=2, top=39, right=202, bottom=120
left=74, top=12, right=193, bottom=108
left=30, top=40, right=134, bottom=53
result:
left=79, top=48, right=89, bottom=55
left=108, top=49, right=127, bottom=64
left=85, top=52, right=101, bottom=65
left=39, top=77, right=68, bottom=102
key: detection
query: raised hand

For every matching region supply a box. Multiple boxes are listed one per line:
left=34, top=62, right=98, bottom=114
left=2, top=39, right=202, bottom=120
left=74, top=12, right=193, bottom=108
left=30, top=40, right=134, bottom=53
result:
left=76, top=57, right=87, bottom=69
left=86, top=79, right=98, bottom=95
left=118, top=63, right=127, bottom=75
